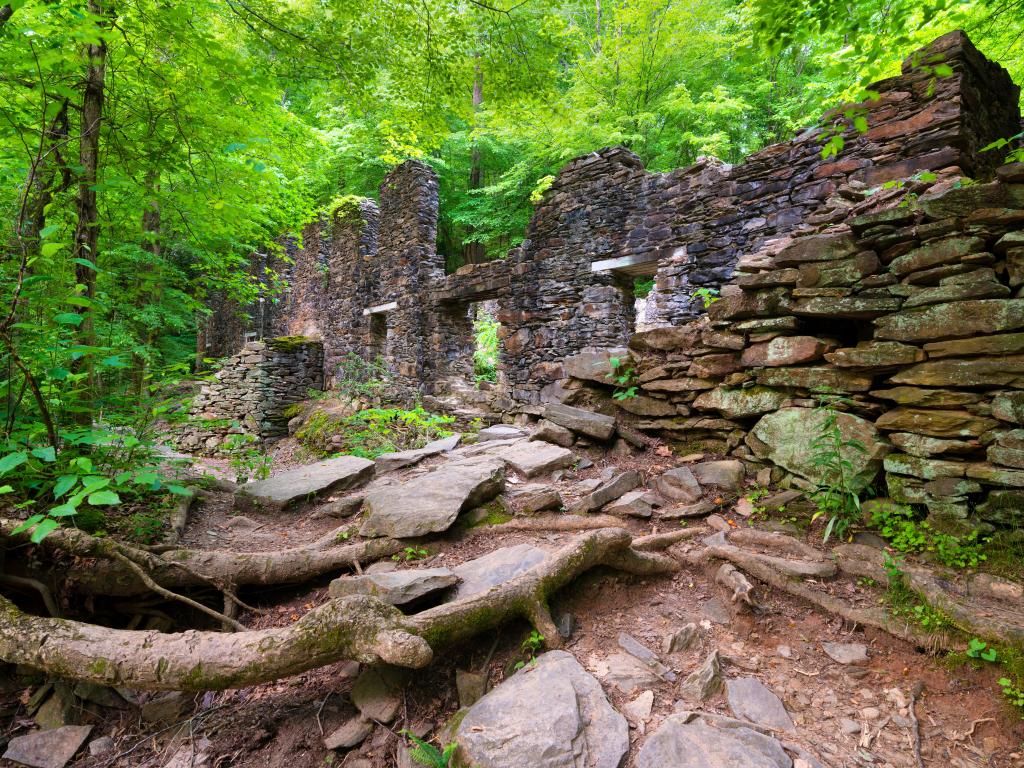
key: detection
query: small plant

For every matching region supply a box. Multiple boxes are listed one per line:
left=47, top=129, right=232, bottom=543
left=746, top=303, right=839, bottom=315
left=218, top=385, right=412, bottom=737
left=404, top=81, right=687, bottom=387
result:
left=514, top=629, right=545, bottom=670
left=401, top=731, right=457, bottom=768
left=223, top=433, right=272, bottom=484
left=393, top=546, right=430, bottom=562
left=809, top=399, right=866, bottom=542
left=692, top=286, right=720, bottom=309
left=529, top=174, right=555, bottom=204
left=607, top=356, right=638, bottom=401
left=883, top=555, right=955, bottom=633
left=870, top=501, right=988, bottom=569
left=967, top=638, right=998, bottom=663
left=999, top=678, right=1024, bottom=716
left=982, top=130, right=1024, bottom=164
left=334, top=353, right=391, bottom=402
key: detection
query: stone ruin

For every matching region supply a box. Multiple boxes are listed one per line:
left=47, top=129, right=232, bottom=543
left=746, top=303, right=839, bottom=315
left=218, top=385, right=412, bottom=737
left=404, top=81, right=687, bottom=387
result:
left=191, top=32, right=1021, bottom=466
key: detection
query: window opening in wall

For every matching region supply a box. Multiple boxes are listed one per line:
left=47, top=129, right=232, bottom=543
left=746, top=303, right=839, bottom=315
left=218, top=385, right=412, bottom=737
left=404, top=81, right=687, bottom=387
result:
left=369, top=312, right=388, bottom=360
left=473, top=304, right=500, bottom=385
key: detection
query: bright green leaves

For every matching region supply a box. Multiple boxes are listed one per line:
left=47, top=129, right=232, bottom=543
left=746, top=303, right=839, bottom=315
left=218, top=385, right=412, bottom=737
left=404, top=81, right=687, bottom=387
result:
left=0, top=451, right=28, bottom=474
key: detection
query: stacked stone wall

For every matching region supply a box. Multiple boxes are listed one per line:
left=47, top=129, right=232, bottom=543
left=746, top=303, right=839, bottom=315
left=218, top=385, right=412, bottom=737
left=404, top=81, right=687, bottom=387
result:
left=177, top=337, right=324, bottom=452
left=587, top=164, right=1024, bottom=529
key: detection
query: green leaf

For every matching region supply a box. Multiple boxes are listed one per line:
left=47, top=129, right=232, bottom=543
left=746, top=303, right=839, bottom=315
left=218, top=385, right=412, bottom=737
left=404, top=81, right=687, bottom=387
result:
left=934, top=63, right=953, bottom=77
left=53, top=475, right=79, bottom=499
left=40, top=242, right=64, bottom=257
left=30, top=518, right=59, bottom=543
left=38, top=224, right=60, bottom=239
left=82, top=476, right=110, bottom=492
left=853, top=116, right=868, bottom=133
left=72, top=258, right=99, bottom=272
left=48, top=503, right=79, bottom=517
left=0, top=485, right=12, bottom=494
left=87, top=490, right=121, bottom=506
left=31, top=446, right=56, bottom=462
left=54, top=312, right=83, bottom=326
left=166, top=484, right=192, bottom=496
left=0, top=452, right=28, bottom=475
left=12, top=514, right=45, bottom=534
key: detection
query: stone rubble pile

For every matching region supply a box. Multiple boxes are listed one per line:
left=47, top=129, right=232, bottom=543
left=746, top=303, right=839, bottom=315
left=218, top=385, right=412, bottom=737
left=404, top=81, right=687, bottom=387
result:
left=575, top=164, right=1024, bottom=531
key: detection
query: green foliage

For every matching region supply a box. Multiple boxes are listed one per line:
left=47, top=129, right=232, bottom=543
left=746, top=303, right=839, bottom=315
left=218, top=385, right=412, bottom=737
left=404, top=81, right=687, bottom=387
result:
left=333, top=354, right=391, bottom=403
left=870, top=502, right=988, bottom=569
left=473, top=309, right=500, bottom=384
left=401, top=731, right=457, bottom=768
left=692, top=287, right=721, bottom=309
left=967, top=638, right=999, bottom=663
left=297, top=405, right=454, bottom=460
left=982, top=130, right=1024, bottom=164
left=999, top=677, right=1024, bottom=715
left=514, top=629, right=546, bottom=671
left=809, top=400, right=866, bottom=542
left=393, top=546, right=430, bottom=562
left=883, top=554, right=956, bottom=633
left=222, top=433, right=272, bottom=485
left=608, top=356, right=639, bottom=401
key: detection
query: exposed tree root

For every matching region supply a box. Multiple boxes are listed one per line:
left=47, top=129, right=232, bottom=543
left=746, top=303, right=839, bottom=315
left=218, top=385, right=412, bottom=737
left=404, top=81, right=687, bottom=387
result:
left=0, top=528, right=677, bottom=691
left=680, top=531, right=962, bottom=651
left=1, top=518, right=406, bottom=597
left=487, top=514, right=626, bottom=533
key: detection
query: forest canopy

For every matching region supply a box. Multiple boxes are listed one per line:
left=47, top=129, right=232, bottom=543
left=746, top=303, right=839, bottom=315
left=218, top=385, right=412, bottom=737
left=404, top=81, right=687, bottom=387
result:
left=0, top=0, right=1021, bottom=483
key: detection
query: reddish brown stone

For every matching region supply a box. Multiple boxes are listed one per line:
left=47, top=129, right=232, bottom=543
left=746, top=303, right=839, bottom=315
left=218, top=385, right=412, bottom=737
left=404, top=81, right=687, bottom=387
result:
left=741, top=336, right=828, bottom=367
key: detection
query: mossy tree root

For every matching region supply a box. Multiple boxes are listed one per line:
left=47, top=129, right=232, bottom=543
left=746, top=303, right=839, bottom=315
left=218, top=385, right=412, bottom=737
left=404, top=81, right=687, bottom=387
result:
left=0, top=528, right=677, bottom=691
left=1, top=518, right=406, bottom=597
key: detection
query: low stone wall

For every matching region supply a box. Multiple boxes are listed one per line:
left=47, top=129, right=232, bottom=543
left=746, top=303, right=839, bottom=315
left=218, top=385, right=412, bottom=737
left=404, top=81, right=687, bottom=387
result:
left=176, top=337, right=324, bottom=452
left=579, top=163, right=1024, bottom=529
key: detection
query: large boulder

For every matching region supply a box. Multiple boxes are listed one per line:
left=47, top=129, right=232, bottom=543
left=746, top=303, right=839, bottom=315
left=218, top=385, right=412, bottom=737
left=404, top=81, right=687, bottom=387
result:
left=359, top=458, right=505, bottom=538
left=235, top=456, right=375, bottom=512
left=563, top=347, right=629, bottom=385
left=748, top=407, right=888, bottom=492
left=498, top=440, right=575, bottom=478
left=636, top=714, right=791, bottom=768
left=455, top=651, right=628, bottom=768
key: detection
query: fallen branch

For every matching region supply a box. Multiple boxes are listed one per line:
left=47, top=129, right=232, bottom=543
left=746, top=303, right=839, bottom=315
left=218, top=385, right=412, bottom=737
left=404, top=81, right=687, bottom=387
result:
left=0, top=528, right=676, bottom=691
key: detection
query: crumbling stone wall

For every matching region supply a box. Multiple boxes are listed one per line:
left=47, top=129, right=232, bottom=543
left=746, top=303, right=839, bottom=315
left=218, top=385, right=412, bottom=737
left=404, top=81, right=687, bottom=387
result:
left=202, top=31, right=1019, bottom=408
left=177, top=337, right=324, bottom=452
left=571, top=162, right=1024, bottom=529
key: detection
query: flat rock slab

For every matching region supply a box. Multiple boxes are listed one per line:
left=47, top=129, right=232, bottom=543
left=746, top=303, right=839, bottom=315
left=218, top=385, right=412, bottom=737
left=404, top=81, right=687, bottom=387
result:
left=4, top=725, right=93, bottom=768
left=655, top=466, right=703, bottom=504
left=567, top=470, right=641, bottom=514
left=595, top=652, right=664, bottom=694
left=328, top=568, right=458, bottom=605
left=359, top=458, right=505, bottom=538
left=351, top=667, right=405, bottom=723
left=821, top=642, right=868, bottom=665
left=323, top=716, right=373, bottom=750
left=478, top=424, right=528, bottom=442
left=543, top=402, right=617, bottom=441
left=497, top=440, right=574, bottom=478
left=375, top=434, right=462, bottom=473
left=449, top=543, right=548, bottom=600
left=456, top=651, right=628, bottom=768
left=637, top=715, right=791, bottom=768
left=235, top=456, right=375, bottom=512
left=726, top=677, right=795, bottom=732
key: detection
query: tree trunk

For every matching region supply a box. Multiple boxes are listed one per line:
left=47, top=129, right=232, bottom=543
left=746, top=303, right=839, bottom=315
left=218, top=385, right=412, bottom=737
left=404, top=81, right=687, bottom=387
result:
left=132, top=173, right=161, bottom=395
left=70, top=0, right=108, bottom=418
left=464, top=53, right=486, bottom=265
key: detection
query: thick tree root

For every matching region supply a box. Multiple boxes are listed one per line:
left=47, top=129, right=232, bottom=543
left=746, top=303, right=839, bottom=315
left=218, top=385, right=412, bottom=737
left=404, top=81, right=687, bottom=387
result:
left=1, top=519, right=406, bottom=597
left=0, top=528, right=677, bottom=691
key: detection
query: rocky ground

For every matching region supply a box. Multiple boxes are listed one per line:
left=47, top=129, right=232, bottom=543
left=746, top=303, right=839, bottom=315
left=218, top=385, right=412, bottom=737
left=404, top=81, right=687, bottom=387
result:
left=3, top=408, right=1023, bottom=768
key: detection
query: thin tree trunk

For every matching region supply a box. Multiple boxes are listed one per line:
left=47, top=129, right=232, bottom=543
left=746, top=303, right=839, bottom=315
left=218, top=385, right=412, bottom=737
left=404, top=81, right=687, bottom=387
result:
left=132, top=173, right=161, bottom=395
left=70, top=0, right=108, bottom=419
left=464, top=52, right=486, bottom=265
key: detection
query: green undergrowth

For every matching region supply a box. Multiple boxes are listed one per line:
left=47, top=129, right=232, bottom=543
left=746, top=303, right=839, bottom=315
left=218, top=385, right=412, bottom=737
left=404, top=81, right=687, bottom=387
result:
left=297, top=406, right=455, bottom=459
